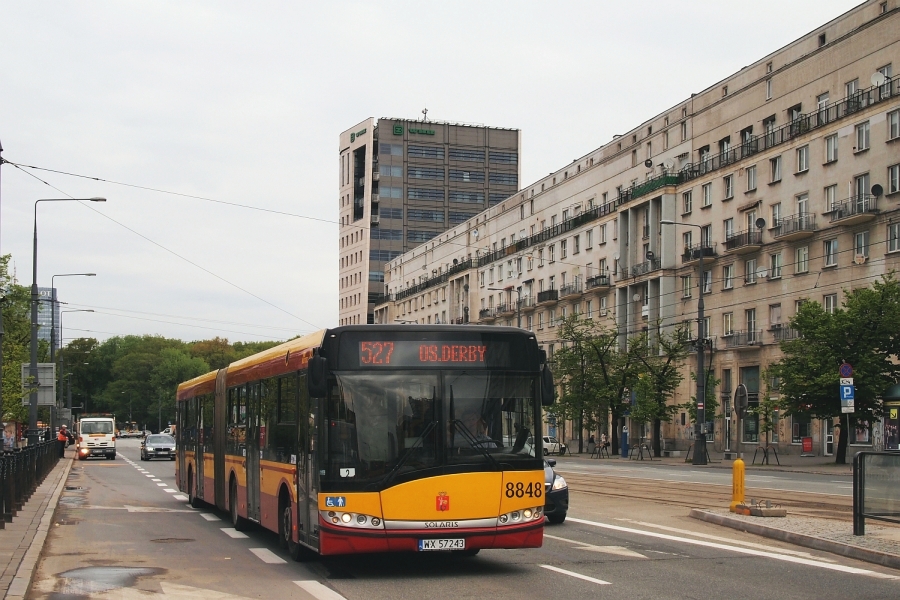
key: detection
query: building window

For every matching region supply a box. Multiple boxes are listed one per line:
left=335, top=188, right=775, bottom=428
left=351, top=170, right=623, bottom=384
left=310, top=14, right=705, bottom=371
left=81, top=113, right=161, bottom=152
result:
left=573, top=235, right=580, bottom=254
left=599, top=224, right=607, bottom=244
left=856, top=122, right=870, bottom=151
left=723, top=264, right=734, bottom=290
left=683, top=231, right=693, bottom=250
left=792, top=414, right=813, bottom=444
left=682, top=275, right=692, bottom=298
left=746, top=165, right=757, bottom=191
left=723, top=175, right=734, bottom=199
left=746, top=309, right=757, bottom=341
left=770, top=252, right=782, bottom=278
left=850, top=422, right=871, bottom=445
left=824, top=184, right=837, bottom=211
left=585, top=229, right=593, bottom=249
left=824, top=239, right=838, bottom=266
left=855, top=231, right=869, bottom=257
left=549, top=245, right=556, bottom=263
left=796, top=145, right=809, bottom=173
left=771, top=202, right=782, bottom=226
left=766, top=79, right=772, bottom=100
left=770, top=156, right=782, bottom=182
left=795, top=246, right=809, bottom=273
left=723, top=312, right=734, bottom=336
left=769, top=303, right=782, bottom=328
left=824, top=294, right=838, bottom=314
left=724, top=217, right=734, bottom=239
left=889, top=223, right=900, bottom=253
left=825, top=134, right=838, bottom=163
left=744, top=258, right=757, bottom=284
left=889, top=110, right=900, bottom=141
left=560, top=240, right=567, bottom=259
left=889, top=164, right=900, bottom=194
left=586, top=300, right=593, bottom=318
left=702, top=269, right=712, bottom=294
left=702, top=183, right=712, bottom=207
left=681, top=121, right=687, bottom=142
left=682, top=190, right=693, bottom=214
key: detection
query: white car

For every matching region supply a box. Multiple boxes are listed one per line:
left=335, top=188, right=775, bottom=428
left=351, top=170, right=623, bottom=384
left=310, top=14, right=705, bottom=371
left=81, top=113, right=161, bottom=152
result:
left=542, top=436, right=566, bottom=456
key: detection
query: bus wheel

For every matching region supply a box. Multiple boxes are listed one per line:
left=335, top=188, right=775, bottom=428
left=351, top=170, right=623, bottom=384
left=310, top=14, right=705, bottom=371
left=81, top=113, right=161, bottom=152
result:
left=280, top=494, right=315, bottom=562
left=230, top=479, right=248, bottom=531
left=188, top=468, right=202, bottom=509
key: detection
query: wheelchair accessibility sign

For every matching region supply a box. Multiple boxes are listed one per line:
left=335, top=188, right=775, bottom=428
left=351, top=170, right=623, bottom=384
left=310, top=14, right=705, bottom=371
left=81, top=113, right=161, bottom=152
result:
left=325, top=496, right=347, bottom=508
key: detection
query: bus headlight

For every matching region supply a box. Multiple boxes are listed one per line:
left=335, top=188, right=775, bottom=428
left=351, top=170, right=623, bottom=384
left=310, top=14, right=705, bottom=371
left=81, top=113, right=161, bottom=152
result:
left=498, top=507, right=542, bottom=526
left=320, top=510, right=384, bottom=529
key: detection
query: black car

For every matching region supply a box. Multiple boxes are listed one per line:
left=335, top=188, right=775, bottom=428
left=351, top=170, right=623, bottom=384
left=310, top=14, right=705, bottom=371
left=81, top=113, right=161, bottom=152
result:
left=544, top=458, right=568, bottom=524
left=141, top=434, right=176, bottom=461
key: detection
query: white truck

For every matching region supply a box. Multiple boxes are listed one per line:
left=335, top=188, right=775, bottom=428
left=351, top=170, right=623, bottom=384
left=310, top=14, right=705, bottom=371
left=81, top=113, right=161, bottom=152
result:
left=76, top=415, right=117, bottom=460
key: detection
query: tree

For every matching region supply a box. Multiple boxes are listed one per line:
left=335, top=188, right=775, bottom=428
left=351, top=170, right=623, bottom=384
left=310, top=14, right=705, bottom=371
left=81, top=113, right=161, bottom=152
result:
left=772, top=275, right=900, bottom=463
left=0, top=255, right=32, bottom=425
left=632, top=324, right=690, bottom=456
left=746, top=371, right=781, bottom=464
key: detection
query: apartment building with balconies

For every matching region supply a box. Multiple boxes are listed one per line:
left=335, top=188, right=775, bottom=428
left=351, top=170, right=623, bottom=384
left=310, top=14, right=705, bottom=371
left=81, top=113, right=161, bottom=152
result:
left=373, top=0, right=900, bottom=454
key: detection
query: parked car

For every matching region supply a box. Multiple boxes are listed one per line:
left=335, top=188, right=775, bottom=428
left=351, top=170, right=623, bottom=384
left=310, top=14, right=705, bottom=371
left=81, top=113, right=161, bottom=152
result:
left=542, top=436, right=566, bottom=456
left=544, top=458, right=568, bottom=524
left=141, top=434, right=176, bottom=461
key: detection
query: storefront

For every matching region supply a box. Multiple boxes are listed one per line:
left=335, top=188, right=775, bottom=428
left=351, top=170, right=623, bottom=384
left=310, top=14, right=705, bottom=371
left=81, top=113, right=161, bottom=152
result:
left=882, top=383, right=900, bottom=452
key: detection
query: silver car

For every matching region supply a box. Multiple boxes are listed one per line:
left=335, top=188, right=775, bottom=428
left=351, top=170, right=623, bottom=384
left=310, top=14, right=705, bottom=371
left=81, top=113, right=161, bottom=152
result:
left=141, top=434, right=176, bottom=461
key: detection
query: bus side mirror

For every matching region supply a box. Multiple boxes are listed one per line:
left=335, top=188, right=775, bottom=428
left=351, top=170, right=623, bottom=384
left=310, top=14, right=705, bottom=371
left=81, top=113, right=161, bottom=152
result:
left=308, top=356, right=328, bottom=398
left=541, top=364, right=555, bottom=407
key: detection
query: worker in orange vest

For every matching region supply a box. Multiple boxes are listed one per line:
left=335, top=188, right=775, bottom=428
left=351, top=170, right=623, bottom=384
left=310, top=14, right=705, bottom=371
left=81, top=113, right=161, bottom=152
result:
left=57, top=424, right=70, bottom=458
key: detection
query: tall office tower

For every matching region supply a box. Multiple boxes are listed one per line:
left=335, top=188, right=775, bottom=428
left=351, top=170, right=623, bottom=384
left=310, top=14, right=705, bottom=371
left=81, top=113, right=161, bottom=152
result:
left=338, top=118, right=520, bottom=325
left=37, top=287, right=60, bottom=345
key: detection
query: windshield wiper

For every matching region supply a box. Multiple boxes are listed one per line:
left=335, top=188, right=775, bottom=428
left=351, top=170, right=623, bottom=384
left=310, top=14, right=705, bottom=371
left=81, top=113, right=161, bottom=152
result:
left=383, top=420, right=437, bottom=486
left=449, top=419, right=501, bottom=470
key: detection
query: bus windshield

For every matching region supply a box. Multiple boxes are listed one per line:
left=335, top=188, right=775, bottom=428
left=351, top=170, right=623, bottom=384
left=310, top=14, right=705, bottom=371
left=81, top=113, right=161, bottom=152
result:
left=325, top=371, right=539, bottom=486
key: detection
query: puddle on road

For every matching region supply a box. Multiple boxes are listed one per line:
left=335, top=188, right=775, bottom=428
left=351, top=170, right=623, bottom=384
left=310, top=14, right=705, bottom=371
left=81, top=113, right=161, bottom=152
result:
left=52, top=566, right=164, bottom=596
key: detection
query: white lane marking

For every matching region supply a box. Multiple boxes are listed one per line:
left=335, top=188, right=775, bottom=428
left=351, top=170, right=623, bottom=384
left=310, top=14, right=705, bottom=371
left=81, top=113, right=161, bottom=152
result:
left=567, top=517, right=900, bottom=579
left=157, top=483, right=167, bottom=487
left=145, top=475, right=154, bottom=477
left=221, top=528, right=248, bottom=539
left=152, top=478, right=162, bottom=482
left=614, top=519, right=836, bottom=561
left=173, top=494, right=188, bottom=501
left=200, top=513, right=220, bottom=521
left=544, top=533, right=647, bottom=558
left=250, top=547, right=287, bottom=564
left=539, top=565, right=611, bottom=585
left=161, top=581, right=258, bottom=598
left=164, top=489, right=177, bottom=493
left=294, top=581, right=348, bottom=600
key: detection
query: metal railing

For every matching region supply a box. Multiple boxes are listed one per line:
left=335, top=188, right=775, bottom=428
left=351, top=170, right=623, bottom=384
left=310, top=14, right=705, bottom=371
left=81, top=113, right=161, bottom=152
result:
left=681, top=243, right=717, bottom=263
left=771, top=326, right=800, bottom=342
left=1, top=440, right=60, bottom=527
left=723, top=330, right=762, bottom=348
left=585, top=274, right=611, bottom=289
left=829, top=195, right=878, bottom=223
left=559, top=281, right=583, bottom=297
left=631, top=258, right=662, bottom=277
left=724, top=229, right=763, bottom=252
left=775, top=214, right=817, bottom=237
left=537, top=289, right=559, bottom=303
left=478, top=308, right=496, bottom=320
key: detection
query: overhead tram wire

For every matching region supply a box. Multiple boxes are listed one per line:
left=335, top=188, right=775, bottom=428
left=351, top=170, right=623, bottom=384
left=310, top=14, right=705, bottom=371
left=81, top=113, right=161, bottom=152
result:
left=9, top=163, right=323, bottom=332
left=10, top=159, right=895, bottom=327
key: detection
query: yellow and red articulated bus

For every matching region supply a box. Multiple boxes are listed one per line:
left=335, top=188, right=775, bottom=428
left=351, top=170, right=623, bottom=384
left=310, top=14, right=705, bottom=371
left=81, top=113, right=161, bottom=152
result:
left=175, top=324, right=554, bottom=559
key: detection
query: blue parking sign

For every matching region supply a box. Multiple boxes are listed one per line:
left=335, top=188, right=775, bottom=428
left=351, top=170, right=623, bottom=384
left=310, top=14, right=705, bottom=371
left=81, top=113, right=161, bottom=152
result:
left=840, top=385, right=854, bottom=400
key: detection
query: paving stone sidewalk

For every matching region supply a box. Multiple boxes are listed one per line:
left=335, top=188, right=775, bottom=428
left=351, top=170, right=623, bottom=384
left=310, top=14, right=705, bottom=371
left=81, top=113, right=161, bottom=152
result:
left=0, top=449, right=73, bottom=600
left=691, top=508, right=900, bottom=570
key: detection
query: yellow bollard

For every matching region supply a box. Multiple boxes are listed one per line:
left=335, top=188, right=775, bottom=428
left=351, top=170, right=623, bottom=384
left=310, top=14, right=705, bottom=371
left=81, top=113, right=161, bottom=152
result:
left=730, top=457, right=745, bottom=512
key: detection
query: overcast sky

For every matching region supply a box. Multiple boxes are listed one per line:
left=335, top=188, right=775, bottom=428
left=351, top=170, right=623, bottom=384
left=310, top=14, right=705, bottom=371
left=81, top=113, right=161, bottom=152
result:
left=0, top=0, right=859, bottom=345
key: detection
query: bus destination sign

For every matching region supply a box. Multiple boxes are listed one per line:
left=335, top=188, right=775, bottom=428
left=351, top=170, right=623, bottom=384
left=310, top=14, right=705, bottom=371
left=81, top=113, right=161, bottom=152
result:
left=359, top=341, right=489, bottom=367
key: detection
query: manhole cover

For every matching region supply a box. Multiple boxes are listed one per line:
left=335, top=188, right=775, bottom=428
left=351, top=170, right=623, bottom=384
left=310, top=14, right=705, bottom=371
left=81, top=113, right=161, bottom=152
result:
left=150, top=538, right=194, bottom=543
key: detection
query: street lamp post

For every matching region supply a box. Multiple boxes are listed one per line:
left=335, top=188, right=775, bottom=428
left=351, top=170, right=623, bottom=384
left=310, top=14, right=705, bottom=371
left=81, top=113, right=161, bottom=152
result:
left=488, top=286, right=522, bottom=328
left=58, top=309, right=94, bottom=416
left=660, top=219, right=708, bottom=465
left=28, top=197, right=106, bottom=444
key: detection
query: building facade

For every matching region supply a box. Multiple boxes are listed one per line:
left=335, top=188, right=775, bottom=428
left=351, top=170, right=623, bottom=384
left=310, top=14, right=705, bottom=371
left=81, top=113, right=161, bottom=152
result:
left=374, top=0, right=900, bottom=455
left=338, top=118, right=520, bottom=326
left=37, top=287, right=60, bottom=346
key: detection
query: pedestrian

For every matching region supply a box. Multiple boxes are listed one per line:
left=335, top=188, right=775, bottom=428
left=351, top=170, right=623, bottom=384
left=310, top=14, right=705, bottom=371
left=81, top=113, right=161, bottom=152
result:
left=57, top=424, right=70, bottom=458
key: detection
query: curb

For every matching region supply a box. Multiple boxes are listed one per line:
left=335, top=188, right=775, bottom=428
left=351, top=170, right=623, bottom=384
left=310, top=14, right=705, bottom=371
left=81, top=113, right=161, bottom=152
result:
left=689, top=508, right=900, bottom=570
left=5, top=457, right=73, bottom=600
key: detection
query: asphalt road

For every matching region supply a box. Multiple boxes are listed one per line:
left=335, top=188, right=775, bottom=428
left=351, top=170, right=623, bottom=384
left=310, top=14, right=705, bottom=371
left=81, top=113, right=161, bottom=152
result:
left=28, top=439, right=898, bottom=599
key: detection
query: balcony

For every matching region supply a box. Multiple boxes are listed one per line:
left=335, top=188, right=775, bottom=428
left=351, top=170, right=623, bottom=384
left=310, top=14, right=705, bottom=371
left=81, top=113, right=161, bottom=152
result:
left=681, top=243, right=717, bottom=265
left=497, top=303, right=515, bottom=317
left=519, top=296, right=536, bottom=312
left=724, top=229, right=763, bottom=255
left=537, top=289, right=559, bottom=305
left=774, top=214, right=816, bottom=241
left=771, top=326, right=800, bottom=343
left=586, top=274, right=611, bottom=289
left=829, top=195, right=878, bottom=226
left=630, top=258, right=661, bottom=278
left=723, top=330, right=763, bottom=349
left=478, top=308, right=497, bottom=321
left=560, top=281, right=583, bottom=300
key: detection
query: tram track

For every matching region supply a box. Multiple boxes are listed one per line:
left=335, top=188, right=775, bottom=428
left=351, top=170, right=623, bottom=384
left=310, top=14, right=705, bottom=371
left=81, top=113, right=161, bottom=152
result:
left=562, top=472, right=852, bottom=520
